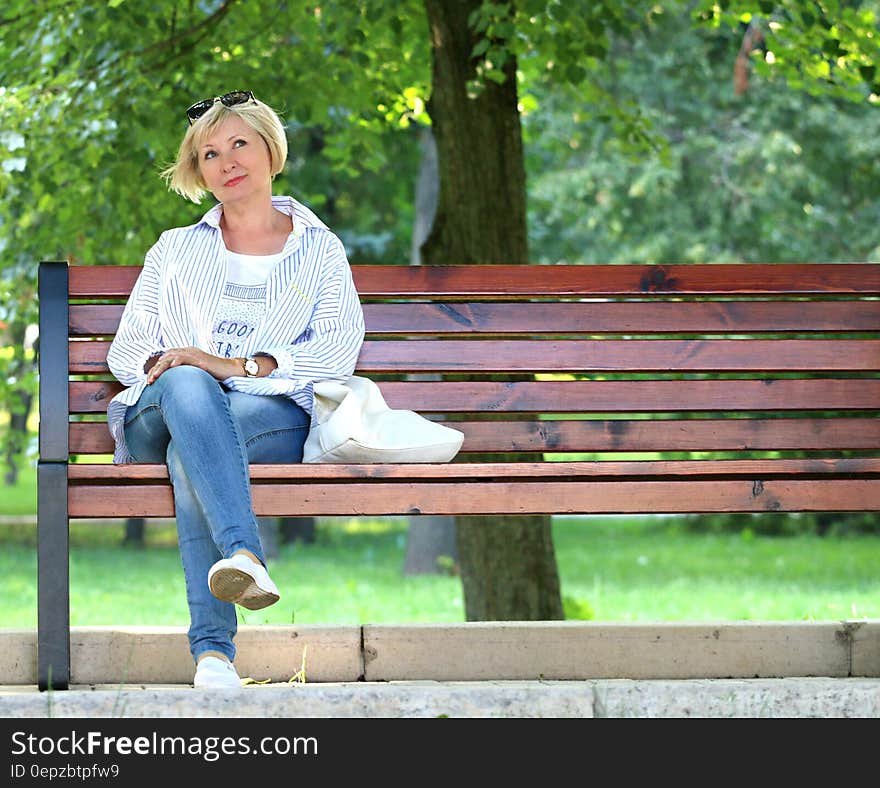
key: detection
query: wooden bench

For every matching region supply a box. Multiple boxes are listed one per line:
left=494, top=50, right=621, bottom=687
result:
left=37, top=261, right=880, bottom=689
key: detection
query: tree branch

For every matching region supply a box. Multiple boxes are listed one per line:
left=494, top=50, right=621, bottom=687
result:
left=0, top=0, right=81, bottom=28
left=132, top=0, right=238, bottom=61
left=67, top=0, right=239, bottom=90
left=63, top=0, right=239, bottom=108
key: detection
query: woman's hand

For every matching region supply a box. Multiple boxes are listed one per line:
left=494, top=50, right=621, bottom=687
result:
left=146, top=347, right=242, bottom=385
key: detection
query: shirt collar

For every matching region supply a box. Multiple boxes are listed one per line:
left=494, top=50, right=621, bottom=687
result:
left=198, top=195, right=319, bottom=238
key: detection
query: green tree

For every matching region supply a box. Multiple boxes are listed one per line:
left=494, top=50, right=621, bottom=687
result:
left=524, top=5, right=880, bottom=264
left=697, top=0, right=880, bottom=102
left=0, top=0, right=424, bottom=477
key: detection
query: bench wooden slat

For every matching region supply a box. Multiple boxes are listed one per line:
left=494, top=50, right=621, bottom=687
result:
left=69, top=338, right=880, bottom=374
left=67, top=458, right=880, bottom=481
left=357, top=339, right=880, bottom=373
left=68, top=263, right=880, bottom=298
left=69, top=300, right=880, bottom=337
left=455, top=418, right=880, bottom=452
left=68, top=478, right=880, bottom=516
left=69, top=418, right=880, bottom=455
left=68, top=378, right=880, bottom=414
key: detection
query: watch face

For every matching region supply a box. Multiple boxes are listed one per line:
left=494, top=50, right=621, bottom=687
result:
left=245, top=358, right=259, bottom=376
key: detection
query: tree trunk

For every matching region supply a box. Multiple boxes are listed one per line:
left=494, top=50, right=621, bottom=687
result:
left=404, top=515, right=458, bottom=575
left=422, top=0, right=529, bottom=264
left=3, top=401, right=30, bottom=486
left=2, top=318, right=36, bottom=486
left=457, top=514, right=562, bottom=620
left=279, top=516, right=316, bottom=544
left=403, top=124, right=459, bottom=576
left=410, top=125, right=439, bottom=266
left=421, top=0, right=563, bottom=620
left=122, top=517, right=145, bottom=547
left=258, top=517, right=279, bottom=559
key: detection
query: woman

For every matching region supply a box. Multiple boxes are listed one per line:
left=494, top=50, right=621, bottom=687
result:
left=106, top=91, right=365, bottom=688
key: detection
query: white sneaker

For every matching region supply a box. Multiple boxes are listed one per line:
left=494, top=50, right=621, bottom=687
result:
left=208, top=552, right=280, bottom=610
left=193, top=656, right=242, bottom=689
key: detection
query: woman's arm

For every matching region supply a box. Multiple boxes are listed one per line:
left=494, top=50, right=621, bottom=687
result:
left=145, top=347, right=278, bottom=385
left=106, top=235, right=166, bottom=386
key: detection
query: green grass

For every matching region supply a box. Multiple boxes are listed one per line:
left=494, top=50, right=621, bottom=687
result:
left=1, top=514, right=879, bottom=628
left=0, top=457, right=36, bottom=516
left=553, top=515, right=880, bottom=622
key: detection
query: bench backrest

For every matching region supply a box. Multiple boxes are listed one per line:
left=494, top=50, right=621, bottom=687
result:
left=43, top=262, right=880, bottom=473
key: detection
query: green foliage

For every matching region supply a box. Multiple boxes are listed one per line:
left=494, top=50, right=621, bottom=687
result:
left=435, top=554, right=459, bottom=575
left=680, top=511, right=880, bottom=537
left=524, top=7, right=880, bottom=263
left=0, top=1, right=432, bottom=475
left=0, top=0, right=431, bottom=269
left=466, top=1, right=662, bottom=150
left=695, top=0, right=880, bottom=102
left=468, top=0, right=653, bottom=89
left=0, top=445, right=36, bottom=513
left=562, top=594, right=595, bottom=620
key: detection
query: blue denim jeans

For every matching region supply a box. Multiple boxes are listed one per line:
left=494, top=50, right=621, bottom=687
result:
left=122, top=365, right=309, bottom=663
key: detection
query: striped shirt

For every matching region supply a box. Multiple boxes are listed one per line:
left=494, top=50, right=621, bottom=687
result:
left=106, top=195, right=366, bottom=464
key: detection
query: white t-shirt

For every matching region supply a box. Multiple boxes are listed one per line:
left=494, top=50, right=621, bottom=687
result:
left=211, top=250, right=282, bottom=359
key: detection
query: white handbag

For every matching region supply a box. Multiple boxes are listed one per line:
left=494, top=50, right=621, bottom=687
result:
left=302, top=375, right=464, bottom=463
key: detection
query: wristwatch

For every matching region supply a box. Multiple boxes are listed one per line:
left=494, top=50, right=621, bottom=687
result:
left=243, top=357, right=260, bottom=377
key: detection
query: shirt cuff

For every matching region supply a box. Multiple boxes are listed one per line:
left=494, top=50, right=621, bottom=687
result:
left=257, top=349, right=293, bottom=379
left=134, top=349, right=164, bottom=381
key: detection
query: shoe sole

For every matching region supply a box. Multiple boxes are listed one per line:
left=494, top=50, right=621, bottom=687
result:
left=208, top=567, right=280, bottom=610
left=193, top=678, right=242, bottom=689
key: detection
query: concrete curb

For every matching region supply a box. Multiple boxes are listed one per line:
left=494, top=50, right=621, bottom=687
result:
left=3, top=621, right=879, bottom=685
left=1, top=679, right=879, bottom=718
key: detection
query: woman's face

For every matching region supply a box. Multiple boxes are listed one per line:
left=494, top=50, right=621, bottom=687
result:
left=197, top=113, right=273, bottom=203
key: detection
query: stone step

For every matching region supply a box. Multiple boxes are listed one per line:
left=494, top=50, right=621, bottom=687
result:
left=2, top=678, right=879, bottom=718
left=3, top=620, right=879, bottom=686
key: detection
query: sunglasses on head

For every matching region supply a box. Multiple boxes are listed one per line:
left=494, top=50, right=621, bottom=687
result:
left=185, top=90, right=257, bottom=125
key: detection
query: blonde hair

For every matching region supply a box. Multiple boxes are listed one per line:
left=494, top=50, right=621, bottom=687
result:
left=161, top=97, right=288, bottom=203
